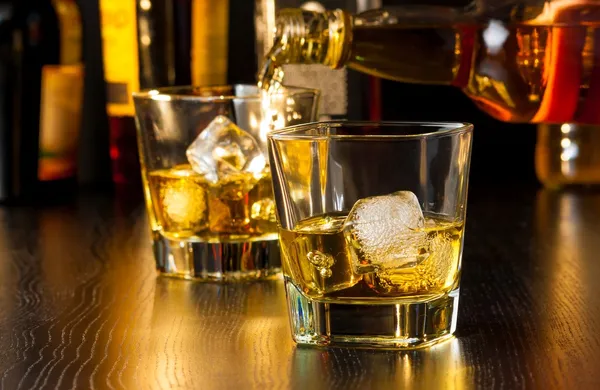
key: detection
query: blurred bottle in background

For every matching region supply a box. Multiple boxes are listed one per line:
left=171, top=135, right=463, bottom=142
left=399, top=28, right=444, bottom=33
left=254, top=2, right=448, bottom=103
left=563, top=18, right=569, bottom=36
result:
left=534, top=19, right=600, bottom=189
left=536, top=123, right=600, bottom=189
left=0, top=0, right=84, bottom=203
left=77, top=0, right=112, bottom=190
left=98, top=0, right=229, bottom=192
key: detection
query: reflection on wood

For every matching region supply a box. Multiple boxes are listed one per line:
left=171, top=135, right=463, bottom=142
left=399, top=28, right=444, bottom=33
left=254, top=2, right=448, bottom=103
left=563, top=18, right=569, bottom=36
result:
left=0, top=189, right=598, bottom=388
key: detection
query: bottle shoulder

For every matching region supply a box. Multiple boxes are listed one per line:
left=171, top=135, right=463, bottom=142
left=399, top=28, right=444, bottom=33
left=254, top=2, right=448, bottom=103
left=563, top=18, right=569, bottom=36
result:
left=9, top=0, right=83, bottom=65
left=10, top=1, right=60, bottom=37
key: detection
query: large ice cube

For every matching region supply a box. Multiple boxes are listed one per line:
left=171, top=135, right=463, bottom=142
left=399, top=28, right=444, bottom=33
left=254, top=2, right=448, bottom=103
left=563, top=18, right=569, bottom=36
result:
left=186, top=115, right=267, bottom=185
left=149, top=165, right=208, bottom=236
left=343, top=191, right=429, bottom=274
left=364, top=230, right=456, bottom=296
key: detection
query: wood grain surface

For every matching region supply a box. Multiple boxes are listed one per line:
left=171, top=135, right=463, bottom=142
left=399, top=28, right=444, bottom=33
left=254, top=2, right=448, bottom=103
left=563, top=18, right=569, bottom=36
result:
left=0, top=187, right=599, bottom=389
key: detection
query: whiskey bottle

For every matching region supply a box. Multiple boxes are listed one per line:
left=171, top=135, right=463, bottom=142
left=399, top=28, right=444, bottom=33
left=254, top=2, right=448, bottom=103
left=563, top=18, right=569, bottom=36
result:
left=259, top=1, right=600, bottom=187
left=0, top=0, right=84, bottom=202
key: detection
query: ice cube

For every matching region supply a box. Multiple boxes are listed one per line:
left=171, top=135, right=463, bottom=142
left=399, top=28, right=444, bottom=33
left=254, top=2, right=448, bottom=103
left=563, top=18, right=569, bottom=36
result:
left=186, top=115, right=267, bottom=186
left=150, top=165, right=208, bottom=236
left=343, top=191, right=429, bottom=274
left=364, top=230, right=456, bottom=296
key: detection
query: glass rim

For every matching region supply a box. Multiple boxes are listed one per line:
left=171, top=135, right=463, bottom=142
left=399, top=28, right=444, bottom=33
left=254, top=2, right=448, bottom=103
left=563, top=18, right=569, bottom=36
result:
left=268, top=121, right=474, bottom=141
left=132, top=84, right=320, bottom=102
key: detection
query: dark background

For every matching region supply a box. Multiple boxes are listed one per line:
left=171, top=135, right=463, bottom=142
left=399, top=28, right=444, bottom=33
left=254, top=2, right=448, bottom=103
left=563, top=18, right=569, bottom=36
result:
left=77, top=0, right=539, bottom=189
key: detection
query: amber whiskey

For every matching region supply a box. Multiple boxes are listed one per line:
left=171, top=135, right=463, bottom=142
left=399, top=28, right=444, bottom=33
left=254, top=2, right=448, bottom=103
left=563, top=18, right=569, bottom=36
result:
left=279, top=213, right=464, bottom=303
left=147, top=164, right=277, bottom=242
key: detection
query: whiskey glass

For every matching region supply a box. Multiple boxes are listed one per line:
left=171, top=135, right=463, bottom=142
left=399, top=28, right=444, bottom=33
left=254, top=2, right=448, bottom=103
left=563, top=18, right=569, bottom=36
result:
left=268, top=121, right=473, bottom=348
left=133, top=85, right=319, bottom=281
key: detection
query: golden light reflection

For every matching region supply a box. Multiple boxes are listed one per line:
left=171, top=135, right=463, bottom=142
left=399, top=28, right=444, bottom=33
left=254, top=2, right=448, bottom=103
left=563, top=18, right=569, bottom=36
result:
left=150, top=94, right=171, bottom=102
left=140, top=280, right=290, bottom=388
left=533, top=190, right=600, bottom=380
left=240, top=300, right=294, bottom=384
left=139, top=0, right=151, bottom=11
left=559, top=125, right=579, bottom=165
left=536, top=123, right=600, bottom=186
left=259, top=91, right=285, bottom=143
left=32, top=206, right=159, bottom=389
left=394, top=339, right=470, bottom=390
left=152, top=99, right=178, bottom=142
left=289, top=337, right=472, bottom=388
left=249, top=112, right=259, bottom=132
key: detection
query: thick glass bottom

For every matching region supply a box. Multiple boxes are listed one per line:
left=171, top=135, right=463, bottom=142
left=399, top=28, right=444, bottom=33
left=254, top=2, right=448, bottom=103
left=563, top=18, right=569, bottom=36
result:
left=284, top=278, right=459, bottom=349
left=152, top=231, right=281, bottom=282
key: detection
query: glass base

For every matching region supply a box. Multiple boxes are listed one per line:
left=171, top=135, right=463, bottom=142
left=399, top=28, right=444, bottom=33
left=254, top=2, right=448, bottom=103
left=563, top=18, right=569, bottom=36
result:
left=284, top=279, right=459, bottom=349
left=152, top=232, right=281, bottom=282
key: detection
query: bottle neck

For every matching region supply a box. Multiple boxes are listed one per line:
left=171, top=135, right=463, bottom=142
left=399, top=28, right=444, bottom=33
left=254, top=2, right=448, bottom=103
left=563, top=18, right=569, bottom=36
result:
left=257, top=8, right=352, bottom=92
left=274, top=8, right=352, bottom=69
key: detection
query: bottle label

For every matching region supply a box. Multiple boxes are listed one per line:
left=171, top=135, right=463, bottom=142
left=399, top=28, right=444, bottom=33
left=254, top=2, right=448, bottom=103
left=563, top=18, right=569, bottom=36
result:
left=99, top=0, right=139, bottom=117
left=37, top=0, right=83, bottom=181
left=38, top=65, right=84, bottom=181
left=282, top=64, right=348, bottom=117
left=191, top=0, right=229, bottom=85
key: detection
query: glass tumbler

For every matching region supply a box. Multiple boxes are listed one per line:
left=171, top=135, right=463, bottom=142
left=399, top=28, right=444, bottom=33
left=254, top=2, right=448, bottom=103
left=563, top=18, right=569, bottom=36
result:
left=133, top=85, right=319, bottom=281
left=268, top=121, right=473, bottom=348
